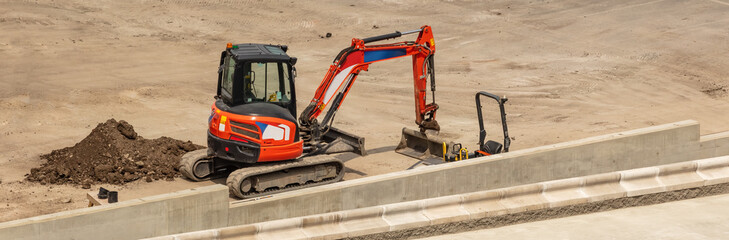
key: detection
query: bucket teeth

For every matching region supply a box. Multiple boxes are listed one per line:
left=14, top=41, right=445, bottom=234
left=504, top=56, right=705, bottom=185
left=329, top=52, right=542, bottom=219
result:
left=395, top=127, right=454, bottom=164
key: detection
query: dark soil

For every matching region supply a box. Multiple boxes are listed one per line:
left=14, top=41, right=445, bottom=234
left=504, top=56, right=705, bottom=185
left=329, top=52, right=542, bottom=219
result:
left=26, top=119, right=203, bottom=186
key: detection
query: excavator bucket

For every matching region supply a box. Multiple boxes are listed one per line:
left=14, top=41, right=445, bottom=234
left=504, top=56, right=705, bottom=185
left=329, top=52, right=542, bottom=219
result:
left=316, top=126, right=366, bottom=156
left=395, top=128, right=454, bottom=164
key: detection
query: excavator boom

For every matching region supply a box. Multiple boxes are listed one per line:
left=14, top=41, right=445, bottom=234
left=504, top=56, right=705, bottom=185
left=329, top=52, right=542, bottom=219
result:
left=299, top=26, right=439, bottom=134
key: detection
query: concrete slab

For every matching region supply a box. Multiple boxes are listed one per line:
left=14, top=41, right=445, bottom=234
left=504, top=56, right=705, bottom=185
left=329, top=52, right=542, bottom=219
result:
left=218, top=224, right=259, bottom=240
left=146, top=154, right=729, bottom=240
left=419, top=192, right=729, bottom=240
left=541, top=178, right=587, bottom=208
left=255, top=218, right=307, bottom=240
left=657, top=161, right=704, bottom=191
left=421, top=195, right=470, bottom=225
left=462, top=189, right=507, bottom=219
left=499, top=184, right=548, bottom=213
left=143, top=230, right=223, bottom=240
left=700, top=131, right=729, bottom=159
left=382, top=201, right=430, bottom=231
left=300, top=212, right=348, bottom=240
left=582, top=172, right=626, bottom=202
left=620, top=167, right=665, bottom=197
left=228, top=186, right=344, bottom=225
left=697, top=156, right=729, bottom=185
left=0, top=184, right=229, bottom=240
left=339, top=206, right=389, bottom=238
left=226, top=121, right=701, bottom=225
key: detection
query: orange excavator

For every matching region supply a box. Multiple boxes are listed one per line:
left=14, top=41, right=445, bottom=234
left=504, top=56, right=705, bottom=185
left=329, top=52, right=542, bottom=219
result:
left=180, top=25, right=504, bottom=198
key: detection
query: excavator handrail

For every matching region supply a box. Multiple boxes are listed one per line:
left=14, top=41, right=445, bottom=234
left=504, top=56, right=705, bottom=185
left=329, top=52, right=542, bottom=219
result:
left=475, top=91, right=510, bottom=153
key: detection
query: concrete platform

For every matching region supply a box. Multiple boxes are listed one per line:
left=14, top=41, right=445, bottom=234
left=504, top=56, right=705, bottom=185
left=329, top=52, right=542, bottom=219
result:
left=0, top=185, right=229, bottom=240
left=146, top=155, right=729, bottom=240
left=228, top=120, right=704, bottom=225
left=419, top=193, right=729, bottom=240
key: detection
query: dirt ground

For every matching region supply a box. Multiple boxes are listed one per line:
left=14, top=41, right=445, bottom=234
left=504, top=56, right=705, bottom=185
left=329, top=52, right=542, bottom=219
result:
left=1, top=0, right=728, bottom=222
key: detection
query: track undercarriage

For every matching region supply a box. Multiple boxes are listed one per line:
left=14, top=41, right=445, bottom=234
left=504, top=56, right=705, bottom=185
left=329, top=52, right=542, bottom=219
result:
left=180, top=149, right=345, bottom=198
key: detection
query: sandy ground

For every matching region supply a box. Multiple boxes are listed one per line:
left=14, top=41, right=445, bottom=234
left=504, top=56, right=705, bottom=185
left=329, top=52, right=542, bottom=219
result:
left=1, top=0, right=728, bottom=222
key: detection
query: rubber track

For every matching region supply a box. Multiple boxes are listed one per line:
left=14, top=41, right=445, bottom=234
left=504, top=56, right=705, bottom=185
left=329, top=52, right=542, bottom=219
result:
left=226, top=155, right=345, bottom=199
left=179, top=148, right=212, bottom=181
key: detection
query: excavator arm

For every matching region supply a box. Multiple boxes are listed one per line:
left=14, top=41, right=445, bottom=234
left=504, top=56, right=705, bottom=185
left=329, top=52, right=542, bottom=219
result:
left=299, top=25, right=439, bottom=135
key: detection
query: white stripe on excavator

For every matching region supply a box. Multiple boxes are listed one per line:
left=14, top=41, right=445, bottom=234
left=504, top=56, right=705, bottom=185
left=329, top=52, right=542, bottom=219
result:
left=322, top=65, right=356, bottom=108
left=280, top=124, right=290, bottom=141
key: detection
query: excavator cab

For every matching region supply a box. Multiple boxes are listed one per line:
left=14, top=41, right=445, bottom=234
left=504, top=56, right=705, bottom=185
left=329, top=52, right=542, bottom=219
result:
left=207, top=43, right=303, bottom=168
left=182, top=43, right=354, bottom=198
left=217, top=44, right=297, bottom=116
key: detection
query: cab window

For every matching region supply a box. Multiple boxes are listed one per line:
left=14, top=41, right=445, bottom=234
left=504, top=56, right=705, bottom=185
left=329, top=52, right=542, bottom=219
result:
left=221, top=56, right=235, bottom=96
left=244, top=62, right=292, bottom=103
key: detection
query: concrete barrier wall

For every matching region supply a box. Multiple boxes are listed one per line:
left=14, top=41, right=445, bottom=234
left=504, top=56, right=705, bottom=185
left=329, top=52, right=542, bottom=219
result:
left=0, top=185, right=229, bottom=240
left=150, top=155, right=729, bottom=240
left=227, top=120, right=701, bottom=225
left=700, top=131, right=729, bottom=159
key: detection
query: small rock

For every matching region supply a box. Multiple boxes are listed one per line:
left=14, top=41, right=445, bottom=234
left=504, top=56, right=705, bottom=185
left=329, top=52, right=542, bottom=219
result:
left=165, top=176, right=174, bottom=181
left=319, top=33, right=333, bottom=39
left=94, top=164, right=113, bottom=176
left=178, top=141, right=197, bottom=151
left=117, top=120, right=138, bottom=139
left=61, top=198, right=72, bottom=203
left=145, top=176, right=152, bottom=183
left=123, top=173, right=139, bottom=182
left=123, top=166, right=137, bottom=173
left=58, top=167, right=70, bottom=177
left=135, top=161, right=145, bottom=167
left=82, top=183, right=91, bottom=189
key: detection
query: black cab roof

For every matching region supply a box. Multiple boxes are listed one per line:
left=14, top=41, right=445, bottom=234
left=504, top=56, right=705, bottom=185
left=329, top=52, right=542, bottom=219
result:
left=229, top=43, right=296, bottom=63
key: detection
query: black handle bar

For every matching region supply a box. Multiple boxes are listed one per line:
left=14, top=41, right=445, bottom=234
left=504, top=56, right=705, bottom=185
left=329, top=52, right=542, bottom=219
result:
left=476, top=91, right=510, bottom=153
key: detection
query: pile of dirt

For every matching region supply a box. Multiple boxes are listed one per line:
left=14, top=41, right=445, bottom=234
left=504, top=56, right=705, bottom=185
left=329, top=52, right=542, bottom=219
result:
left=26, top=119, right=203, bottom=187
